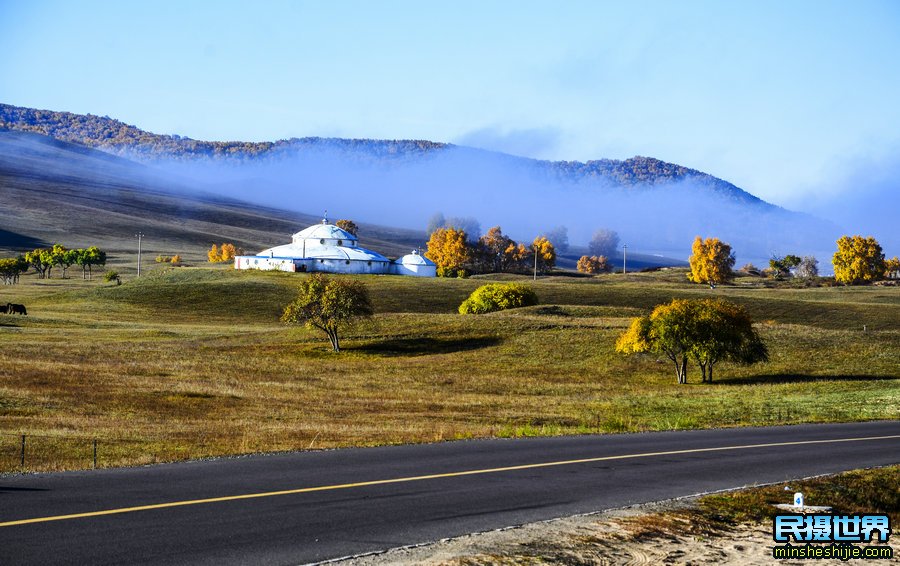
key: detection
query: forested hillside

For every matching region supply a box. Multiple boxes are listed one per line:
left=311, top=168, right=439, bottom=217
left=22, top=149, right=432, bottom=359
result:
left=0, top=103, right=762, bottom=205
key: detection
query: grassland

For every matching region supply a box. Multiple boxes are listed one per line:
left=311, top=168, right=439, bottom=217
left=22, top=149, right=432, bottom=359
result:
left=0, top=267, right=897, bottom=472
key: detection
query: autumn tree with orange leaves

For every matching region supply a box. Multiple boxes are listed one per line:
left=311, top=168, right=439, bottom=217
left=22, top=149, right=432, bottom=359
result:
left=425, top=227, right=470, bottom=277
left=208, top=243, right=243, bottom=263
left=577, top=255, right=610, bottom=274
left=687, top=236, right=735, bottom=287
left=532, top=236, right=556, bottom=274
left=832, top=235, right=887, bottom=284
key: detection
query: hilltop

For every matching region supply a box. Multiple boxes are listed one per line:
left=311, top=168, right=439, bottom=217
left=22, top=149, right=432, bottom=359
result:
left=0, top=130, right=425, bottom=261
left=1, top=103, right=764, bottom=206
left=0, top=103, right=838, bottom=262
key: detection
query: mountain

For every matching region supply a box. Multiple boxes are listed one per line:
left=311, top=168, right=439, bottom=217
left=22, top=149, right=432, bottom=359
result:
left=0, top=103, right=838, bottom=263
left=1, top=103, right=763, bottom=206
left=0, top=130, right=425, bottom=261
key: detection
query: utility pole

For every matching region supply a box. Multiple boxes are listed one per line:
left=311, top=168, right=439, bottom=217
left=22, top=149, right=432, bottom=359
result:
left=622, top=244, right=627, bottom=275
left=136, top=232, right=144, bottom=277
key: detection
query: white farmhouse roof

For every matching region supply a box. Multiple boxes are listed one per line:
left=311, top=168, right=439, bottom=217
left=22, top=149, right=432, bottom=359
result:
left=260, top=242, right=390, bottom=262
left=292, top=223, right=357, bottom=243
left=396, top=250, right=435, bottom=266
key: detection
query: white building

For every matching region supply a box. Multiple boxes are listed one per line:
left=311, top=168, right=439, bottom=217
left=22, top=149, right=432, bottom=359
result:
left=234, top=220, right=436, bottom=277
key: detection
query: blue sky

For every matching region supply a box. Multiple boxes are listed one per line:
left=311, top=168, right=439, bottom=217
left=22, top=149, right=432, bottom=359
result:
left=1, top=0, right=899, bottom=209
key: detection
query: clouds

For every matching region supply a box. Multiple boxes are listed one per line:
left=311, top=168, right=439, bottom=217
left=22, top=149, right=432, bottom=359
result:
left=794, top=147, right=900, bottom=253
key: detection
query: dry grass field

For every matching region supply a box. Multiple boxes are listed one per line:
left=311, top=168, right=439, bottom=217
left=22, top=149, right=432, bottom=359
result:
left=0, top=266, right=897, bottom=471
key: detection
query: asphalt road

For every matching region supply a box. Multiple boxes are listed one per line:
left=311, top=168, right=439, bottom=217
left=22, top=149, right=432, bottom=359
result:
left=2, top=421, right=898, bottom=565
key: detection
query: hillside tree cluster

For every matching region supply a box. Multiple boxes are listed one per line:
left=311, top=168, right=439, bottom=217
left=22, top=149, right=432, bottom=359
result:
left=425, top=226, right=555, bottom=277
left=11, top=245, right=107, bottom=281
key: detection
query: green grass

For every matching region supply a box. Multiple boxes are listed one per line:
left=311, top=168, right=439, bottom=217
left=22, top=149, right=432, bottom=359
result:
left=0, top=266, right=897, bottom=471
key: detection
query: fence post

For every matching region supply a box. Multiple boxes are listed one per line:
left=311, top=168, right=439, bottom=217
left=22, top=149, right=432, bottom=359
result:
left=20, top=434, right=26, bottom=468
left=93, top=439, right=98, bottom=469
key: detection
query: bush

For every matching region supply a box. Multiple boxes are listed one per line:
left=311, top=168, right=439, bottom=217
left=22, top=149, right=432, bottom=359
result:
left=577, top=255, right=610, bottom=274
left=103, top=270, right=120, bottom=284
left=459, top=283, right=538, bottom=314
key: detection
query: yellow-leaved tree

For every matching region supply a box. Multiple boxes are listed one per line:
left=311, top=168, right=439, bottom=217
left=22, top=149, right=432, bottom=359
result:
left=688, top=236, right=735, bottom=287
left=208, top=243, right=242, bottom=263
left=886, top=256, right=900, bottom=279
left=832, top=235, right=886, bottom=284
left=335, top=219, right=359, bottom=236
left=425, top=227, right=470, bottom=277
left=532, top=236, right=556, bottom=274
left=577, top=255, right=610, bottom=274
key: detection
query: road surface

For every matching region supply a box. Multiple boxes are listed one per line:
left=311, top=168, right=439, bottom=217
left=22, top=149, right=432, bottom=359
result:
left=2, top=421, right=898, bottom=565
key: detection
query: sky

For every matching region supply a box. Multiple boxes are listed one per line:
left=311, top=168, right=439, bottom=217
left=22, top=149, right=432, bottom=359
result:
left=1, top=0, right=899, bottom=210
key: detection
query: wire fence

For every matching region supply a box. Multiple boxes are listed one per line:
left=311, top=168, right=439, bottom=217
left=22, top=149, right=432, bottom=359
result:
left=0, top=433, right=172, bottom=473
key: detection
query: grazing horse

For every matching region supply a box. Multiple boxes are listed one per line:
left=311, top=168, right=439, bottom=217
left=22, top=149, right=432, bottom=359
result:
left=8, top=303, right=26, bottom=315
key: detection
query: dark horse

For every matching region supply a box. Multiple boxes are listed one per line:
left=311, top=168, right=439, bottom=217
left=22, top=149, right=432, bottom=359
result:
left=7, top=303, right=26, bottom=315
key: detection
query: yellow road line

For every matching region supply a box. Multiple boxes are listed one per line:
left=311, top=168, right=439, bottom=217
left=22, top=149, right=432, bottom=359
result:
left=2, top=434, right=898, bottom=528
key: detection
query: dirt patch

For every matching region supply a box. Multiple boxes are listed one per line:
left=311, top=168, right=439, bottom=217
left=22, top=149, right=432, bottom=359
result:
left=334, top=496, right=895, bottom=565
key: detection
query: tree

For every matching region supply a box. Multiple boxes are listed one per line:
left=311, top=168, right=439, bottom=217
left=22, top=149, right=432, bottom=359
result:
left=444, top=216, right=481, bottom=242
left=459, top=283, right=538, bottom=314
left=689, top=300, right=768, bottom=383
left=616, top=300, right=697, bottom=384
left=49, top=244, right=77, bottom=278
left=616, top=298, right=767, bottom=384
left=425, top=227, right=470, bottom=277
left=425, top=212, right=446, bottom=236
left=769, top=254, right=801, bottom=279
left=505, top=242, right=530, bottom=273
left=832, top=235, right=886, bottom=284
left=75, top=246, right=106, bottom=279
left=0, top=256, right=28, bottom=285
left=478, top=226, right=515, bottom=272
left=543, top=226, right=569, bottom=254
left=532, top=236, right=556, bottom=274
left=208, top=243, right=242, bottom=263
left=589, top=229, right=620, bottom=258
left=886, top=256, right=900, bottom=279
left=219, top=243, right=238, bottom=261
left=687, top=236, right=735, bottom=287
left=281, top=274, right=373, bottom=352
left=577, top=255, right=610, bottom=274
left=24, top=248, right=54, bottom=279
left=795, top=256, right=819, bottom=279
left=335, top=219, right=359, bottom=236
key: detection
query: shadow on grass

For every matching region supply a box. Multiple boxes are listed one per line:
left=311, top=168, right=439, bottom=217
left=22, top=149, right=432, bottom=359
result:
left=718, top=373, right=899, bottom=386
left=353, top=336, right=502, bottom=356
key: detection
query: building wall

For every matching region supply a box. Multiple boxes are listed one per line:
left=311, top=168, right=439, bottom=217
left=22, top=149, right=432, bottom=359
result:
left=297, top=258, right=391, bottom=275
left=235, top=256, right=436, bottom=277
left=390, top=263, right=438, bottom=277
left=234, top=256, right=297, bottom=272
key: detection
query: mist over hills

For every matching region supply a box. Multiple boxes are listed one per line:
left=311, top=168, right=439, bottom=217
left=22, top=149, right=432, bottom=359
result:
left=0, top=130, right=424, bottom=259
left=1, top=103, right=839, bottom=264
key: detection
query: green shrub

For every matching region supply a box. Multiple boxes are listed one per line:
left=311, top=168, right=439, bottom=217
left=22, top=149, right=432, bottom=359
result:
left=103, top=270, right=121, bottom=284
left=459, top=283, right=538, bottom=314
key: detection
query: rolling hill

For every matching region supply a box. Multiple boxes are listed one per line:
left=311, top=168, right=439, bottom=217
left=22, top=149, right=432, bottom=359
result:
left=0, top=130, right=425, bottom=262
left=0, top=103, right=838, bottom=264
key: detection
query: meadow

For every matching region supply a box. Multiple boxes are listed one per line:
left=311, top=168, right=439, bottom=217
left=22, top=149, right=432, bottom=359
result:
left=0, top=266, right=897, bottom=472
